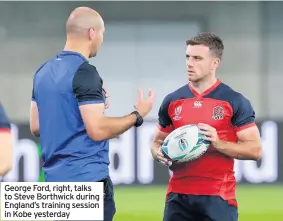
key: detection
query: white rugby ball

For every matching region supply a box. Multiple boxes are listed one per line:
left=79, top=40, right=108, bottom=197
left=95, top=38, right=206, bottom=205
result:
left=161, top=124, right=210, bottom=163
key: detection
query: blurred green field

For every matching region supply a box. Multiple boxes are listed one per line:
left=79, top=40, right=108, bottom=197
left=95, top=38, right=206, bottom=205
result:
left=4, top=185, right=283, bottom=221
left=113, top=185, right=283, bottom=221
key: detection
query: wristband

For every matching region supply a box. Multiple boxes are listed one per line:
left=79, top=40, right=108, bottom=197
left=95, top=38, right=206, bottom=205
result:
left=131, top=111, right=143, bottom=127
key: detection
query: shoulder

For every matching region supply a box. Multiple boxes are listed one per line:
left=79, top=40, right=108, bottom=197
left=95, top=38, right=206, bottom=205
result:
left=36, top=62, right=48, bottom=73
left=171, top=84, right=191, bottom=97
left=162, top=84, right=191, bottom=105
left=33, top=61, right=49, bottom=80
left=73, top=63, right=101, bottom=84
left=33, top=56, right=59, bottom=81
left=77, top=62, right=98, bottom=72
left=212, top=82, right=252, bottom=108
left=75, top=62, right=101, bottom=79
left=72, top=63, right=104, bottom=103
left=214, top=83, right=255, bottom=124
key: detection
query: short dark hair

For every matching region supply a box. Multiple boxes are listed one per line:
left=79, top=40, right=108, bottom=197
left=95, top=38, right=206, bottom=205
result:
left=186, top=32, right=224, bottom=59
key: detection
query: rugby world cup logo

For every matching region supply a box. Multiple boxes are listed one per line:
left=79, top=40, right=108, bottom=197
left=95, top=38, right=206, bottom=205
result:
left=178, top=138, right=188, bottom=151
left=173, top=106, right=182, bottom=121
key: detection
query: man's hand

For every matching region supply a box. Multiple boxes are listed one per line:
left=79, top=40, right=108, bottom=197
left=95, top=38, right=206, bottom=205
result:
left=134, top=89, right=155, bottom=117
left=152, top=140, right=172, bottom=166
left=198, top=123, right=262, bottom=160
left=103, top=88, right=110, bottom=109
left=198, top=123, right=220, bottom=148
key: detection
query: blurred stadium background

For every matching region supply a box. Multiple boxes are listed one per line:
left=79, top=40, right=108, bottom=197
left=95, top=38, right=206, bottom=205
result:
left=0, top=1, right=282, bottom=221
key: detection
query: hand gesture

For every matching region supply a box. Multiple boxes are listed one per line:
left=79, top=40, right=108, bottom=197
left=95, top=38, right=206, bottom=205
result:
left=198, top=123, right=220, bottom=147
left=134, top=89, right=155, bottom=117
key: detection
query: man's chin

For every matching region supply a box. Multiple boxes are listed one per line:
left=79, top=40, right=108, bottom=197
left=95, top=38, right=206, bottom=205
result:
left=188, top=76, right=199, bottom=82
left=89, top=52, right=97, bottom=58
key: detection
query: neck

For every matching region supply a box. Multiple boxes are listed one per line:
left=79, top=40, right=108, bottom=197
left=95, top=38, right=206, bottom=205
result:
left=190, top=76, right=218, bottom=94
left=64, top=37, right=90, bottom=59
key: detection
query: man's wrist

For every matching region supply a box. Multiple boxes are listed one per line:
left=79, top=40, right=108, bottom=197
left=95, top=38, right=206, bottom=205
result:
left=131, top=111, right=144, bottom=127
left=152, top=150, right=159, bottom=162
left=214, top=139, right=225, bottom=150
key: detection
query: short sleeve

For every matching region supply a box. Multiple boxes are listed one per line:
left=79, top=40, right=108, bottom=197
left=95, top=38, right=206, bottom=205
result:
left=72, top=63, right=105, bottom=106
left=32, top=73, right=37, bottom=102
left=31, top=87, right=36, bottom=102
left=231, top=94, right=256, bottom=132
left=32, top=62, right=47, bottom=102
left=157, top=94, right=174, bottom=133
left=0, top=103, right=11, bottom=131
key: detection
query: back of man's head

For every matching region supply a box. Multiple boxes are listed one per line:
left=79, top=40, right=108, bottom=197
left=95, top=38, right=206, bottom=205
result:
left=66, top=7, right=104, bottom=37
left=64, top=7, right=105, bottom=58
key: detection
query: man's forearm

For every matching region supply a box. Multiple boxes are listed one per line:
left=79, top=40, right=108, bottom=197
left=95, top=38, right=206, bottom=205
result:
left=215, top=140, right=262, bottom=161
left=151, top=141, right=160, bottom=160
left=91, top=114, right=137, bottom=141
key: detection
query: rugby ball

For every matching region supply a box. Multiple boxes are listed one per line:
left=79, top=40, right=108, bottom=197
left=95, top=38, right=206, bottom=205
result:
left=161, top=124, right=210, bottom=163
